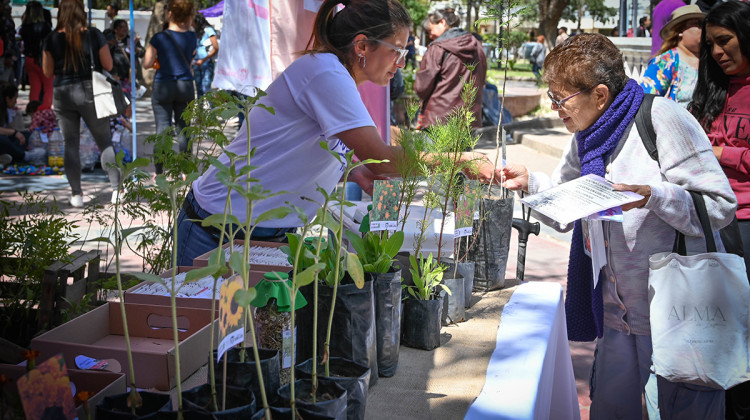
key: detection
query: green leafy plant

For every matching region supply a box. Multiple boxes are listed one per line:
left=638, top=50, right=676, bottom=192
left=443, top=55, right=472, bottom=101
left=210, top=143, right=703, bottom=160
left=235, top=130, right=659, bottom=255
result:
left=344, top=230, right=405, bottom=273
left=404, top=253, right=450, bottom=300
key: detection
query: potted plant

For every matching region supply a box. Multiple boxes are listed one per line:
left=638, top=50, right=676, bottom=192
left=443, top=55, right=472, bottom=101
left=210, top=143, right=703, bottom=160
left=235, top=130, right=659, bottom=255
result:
left=344, top=229, right=404, bottom=377
left=468, top=0, right=531, bottom=291
left=401, top=253, right=449, bottom=350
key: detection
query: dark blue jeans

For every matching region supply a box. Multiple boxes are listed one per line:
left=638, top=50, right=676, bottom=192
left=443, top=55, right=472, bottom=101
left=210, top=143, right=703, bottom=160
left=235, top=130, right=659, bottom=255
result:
left=151, top=79, right=195, bottom=154
left=175, top=190, right=295, bottom=266
left=193, top=60, right=214, bottom=98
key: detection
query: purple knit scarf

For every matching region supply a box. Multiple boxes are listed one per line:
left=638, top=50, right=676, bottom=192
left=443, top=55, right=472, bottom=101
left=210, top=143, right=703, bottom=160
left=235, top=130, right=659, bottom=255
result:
left=566, top=79, right=644, bottom=342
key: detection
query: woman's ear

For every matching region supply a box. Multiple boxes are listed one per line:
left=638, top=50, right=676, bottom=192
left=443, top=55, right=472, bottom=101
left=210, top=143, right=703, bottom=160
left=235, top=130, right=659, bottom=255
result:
left=594, top=84, right=611, bottom=110
left=352, top=33, right=368, bottom=56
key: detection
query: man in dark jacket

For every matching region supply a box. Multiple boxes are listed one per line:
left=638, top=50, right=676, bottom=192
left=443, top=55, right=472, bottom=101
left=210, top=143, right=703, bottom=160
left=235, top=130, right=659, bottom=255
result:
left=415, top=8, right=487, bottom=129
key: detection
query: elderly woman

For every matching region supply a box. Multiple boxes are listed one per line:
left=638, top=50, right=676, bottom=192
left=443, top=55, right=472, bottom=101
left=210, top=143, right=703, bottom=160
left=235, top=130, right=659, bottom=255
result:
left=640, top=5, right=705, bottom=107
left=502, top=33, right=735, bottom=418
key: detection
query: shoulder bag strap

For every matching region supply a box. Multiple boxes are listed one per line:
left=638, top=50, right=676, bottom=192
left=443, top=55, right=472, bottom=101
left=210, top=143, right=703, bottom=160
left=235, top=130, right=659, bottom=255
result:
left=86, top=29, right=95, bottom=72
left=674, top=191, right=718, bottom=255
left=163, top=30, right=193, bottom=75
left=635, top=94, right=658, bottom=162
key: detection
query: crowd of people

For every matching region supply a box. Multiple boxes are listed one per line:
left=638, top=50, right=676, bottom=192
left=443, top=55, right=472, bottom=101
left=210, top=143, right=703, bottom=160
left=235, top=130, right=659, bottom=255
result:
left=0, top=0, right=221, bottom=206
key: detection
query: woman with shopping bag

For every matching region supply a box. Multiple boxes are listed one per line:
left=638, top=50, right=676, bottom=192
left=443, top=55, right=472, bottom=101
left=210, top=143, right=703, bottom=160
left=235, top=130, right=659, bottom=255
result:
left=689, top=1, right=750, bottom=417
left=501, top=33, right=737, bottom=418
left=42, top=0, right=121, bottom=207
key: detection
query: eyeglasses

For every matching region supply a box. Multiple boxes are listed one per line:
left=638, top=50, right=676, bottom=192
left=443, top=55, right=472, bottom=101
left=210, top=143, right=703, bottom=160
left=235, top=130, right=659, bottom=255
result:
left=372, top=39, right=408, bottom=65
left=547, top=85, right=597, bottom=109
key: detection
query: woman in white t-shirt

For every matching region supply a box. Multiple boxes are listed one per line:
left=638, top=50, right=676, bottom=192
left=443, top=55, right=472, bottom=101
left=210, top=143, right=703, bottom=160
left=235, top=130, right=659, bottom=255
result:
left=175, top=0, right=503, bottom=266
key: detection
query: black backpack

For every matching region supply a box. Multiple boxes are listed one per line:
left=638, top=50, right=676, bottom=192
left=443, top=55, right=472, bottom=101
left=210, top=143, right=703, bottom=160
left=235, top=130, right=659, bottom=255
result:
left=634, top=94, right=744, bottom=257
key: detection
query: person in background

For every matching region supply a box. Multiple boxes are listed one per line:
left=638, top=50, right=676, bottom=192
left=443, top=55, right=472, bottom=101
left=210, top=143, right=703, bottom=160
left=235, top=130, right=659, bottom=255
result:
left=556, top=27, right=569, bottom=46
left=104, top=1, right=123, bottom=32
left=689, top=2, right=750, bottom=417
left=192, top=12, right=218, bottom=98
left=175, top=0, right=502, bottom=266
left=20, top=1, right=53, bottom=112
left=141, top=0, right=168, bottom=95
left=43, top=0, right=121, bottom=207
left=0, top=82, right=32, bottom=165
left=502, top=33, right=733, bottom=419
left=108, top=19, right=143, bottom=97
left=651, top=0, right=687, bottom=56
left=405, top=29, right=416, bottom=70
left=529, top=34, right=547, bottom=80
left=637, top=15, right=652, bottom=37
left=640, top=5, right=704, bottom=107
left=142, top=0, right=196, bottom=174
left=415, top=7, right=486, bottom=129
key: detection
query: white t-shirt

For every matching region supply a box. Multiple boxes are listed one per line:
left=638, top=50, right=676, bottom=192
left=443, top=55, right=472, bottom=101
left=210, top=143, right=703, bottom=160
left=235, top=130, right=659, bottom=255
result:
left=193, top=53, right=375, bottom=227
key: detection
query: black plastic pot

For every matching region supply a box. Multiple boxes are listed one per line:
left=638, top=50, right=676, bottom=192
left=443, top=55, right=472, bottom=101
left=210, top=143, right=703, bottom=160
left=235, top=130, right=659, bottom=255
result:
left=212, top=347, right=281, bottom=405
left=181, top=383, right=256, bottom=419
left=318, top=276, right=378, bottom=387
left=95, top=391, right=172, bottom=419
left=440, top=274, right=465, bottom=325
left=401, top=296, right=443, bottom=350
left=458, top=262, right=476, bottom=308
left=296, top=357, right=371, bottom=420
left=295, top=283, right=316, bottom=364
left=250, top=406, right=336, bottom=420
left=468, top=193, right=514, bottom=291
left=276, top=378, right=348, bottom=420
left=367, top=268, right=402, bottom=377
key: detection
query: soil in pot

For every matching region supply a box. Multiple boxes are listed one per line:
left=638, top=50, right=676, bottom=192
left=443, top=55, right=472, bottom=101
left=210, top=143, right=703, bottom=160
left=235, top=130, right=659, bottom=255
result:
left=276, top=378, right=347, bottom=420
left=181, top=383, right=256, bottom=419
left=368, top=268, right=402, bottom=378
left=212, top=347, right=280, bottom=405
left=401, top=297, right=443, bottom=351
left=296, top=357, right=370, bottom=420
left=95, top=391, right=172, bottom=420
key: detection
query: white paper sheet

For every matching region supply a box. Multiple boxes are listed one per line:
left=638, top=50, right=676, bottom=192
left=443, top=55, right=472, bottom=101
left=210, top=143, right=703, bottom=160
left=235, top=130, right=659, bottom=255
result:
left=521, top=174, right=643, bottom=225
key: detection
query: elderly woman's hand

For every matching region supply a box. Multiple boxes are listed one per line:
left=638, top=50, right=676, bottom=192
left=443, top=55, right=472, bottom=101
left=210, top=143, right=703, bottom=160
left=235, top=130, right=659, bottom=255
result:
left=612, top=183, right=651, bottom=210
left=501, top=164, right=530, bottom=191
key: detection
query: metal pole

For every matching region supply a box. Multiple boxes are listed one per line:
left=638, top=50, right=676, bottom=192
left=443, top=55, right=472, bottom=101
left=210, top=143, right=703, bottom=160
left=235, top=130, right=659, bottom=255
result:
left=632, top=0, right=639, bottom=37
left=619, top=0, right=628, bottom=36
left=129, top=0, right=137, bottom=160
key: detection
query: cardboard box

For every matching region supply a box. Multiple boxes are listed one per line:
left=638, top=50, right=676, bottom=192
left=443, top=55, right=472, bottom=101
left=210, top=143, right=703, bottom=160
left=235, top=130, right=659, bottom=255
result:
left=192, top=240, right=292, bottom=273
left=0, top=363, right=126, bottom=420
left=124, top=268, right=266, bottom=310
left=31, top=302, right=216, bottom=391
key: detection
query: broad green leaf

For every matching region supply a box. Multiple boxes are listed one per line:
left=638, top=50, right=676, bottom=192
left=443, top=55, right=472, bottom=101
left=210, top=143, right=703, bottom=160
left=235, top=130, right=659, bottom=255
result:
left=229, top=251, right=246, bottom=275
left=185, top=266, right=223, bottom=283
left=294, top=263, right=326, bottom=287
left=255, top=207, right=293, bottom=225
left=347, top=252, right=365, bottom=289
left=120, top=226, right=146, bottom=240
left=88, top=236, right=114, bottom=246
left=383, top=231, right=405, bottom=258
left=233, top=288, right=256, bottom=307
left=128, top=272, right=166, bottom=287
left=344, top=231, right=367, bottom=257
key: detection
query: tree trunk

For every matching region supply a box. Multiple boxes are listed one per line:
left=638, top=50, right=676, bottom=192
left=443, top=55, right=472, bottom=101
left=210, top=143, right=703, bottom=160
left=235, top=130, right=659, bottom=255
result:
left=539, top=0, right=570, bottom=50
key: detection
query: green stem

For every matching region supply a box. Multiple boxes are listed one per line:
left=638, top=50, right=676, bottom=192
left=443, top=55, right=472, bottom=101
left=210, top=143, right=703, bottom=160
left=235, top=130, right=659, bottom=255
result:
left=113, top=193, right=139, bottom=414
left=169, top=193, right=184, bottom=419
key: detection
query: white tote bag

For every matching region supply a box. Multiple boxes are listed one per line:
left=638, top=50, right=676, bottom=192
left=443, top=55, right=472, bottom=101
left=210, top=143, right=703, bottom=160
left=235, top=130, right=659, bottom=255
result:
left=92, top=70, right=119, bottom=119
left=649, top=191, right=750, bottom=390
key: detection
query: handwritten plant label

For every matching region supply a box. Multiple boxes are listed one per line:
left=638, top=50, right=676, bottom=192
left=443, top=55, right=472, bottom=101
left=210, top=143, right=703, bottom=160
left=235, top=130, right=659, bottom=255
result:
left=370, top=180, right=400, bottom=231
left=217, top=276, right=245, bottom=362
left=17, top=354, right=77, bottom=420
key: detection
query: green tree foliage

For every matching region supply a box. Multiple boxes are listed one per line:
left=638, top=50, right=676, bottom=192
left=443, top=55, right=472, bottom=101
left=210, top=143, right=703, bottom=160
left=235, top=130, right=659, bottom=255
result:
left=400, top=0, right=430, bottom=30
left=561, top=0, right=618, bottom=32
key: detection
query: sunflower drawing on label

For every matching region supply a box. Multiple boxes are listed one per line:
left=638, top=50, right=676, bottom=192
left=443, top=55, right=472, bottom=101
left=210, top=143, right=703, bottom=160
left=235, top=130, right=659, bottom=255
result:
left=217, top=275, right=245, bottom=362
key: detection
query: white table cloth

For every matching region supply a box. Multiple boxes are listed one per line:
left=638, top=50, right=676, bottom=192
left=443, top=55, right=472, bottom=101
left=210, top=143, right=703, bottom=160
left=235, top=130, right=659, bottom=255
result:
left=465, top=282, right=580, bottom=420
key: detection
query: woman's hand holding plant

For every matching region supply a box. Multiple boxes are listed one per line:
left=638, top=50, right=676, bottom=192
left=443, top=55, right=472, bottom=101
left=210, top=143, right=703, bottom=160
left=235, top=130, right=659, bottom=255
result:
left=500, top=164, right=530, bottom=191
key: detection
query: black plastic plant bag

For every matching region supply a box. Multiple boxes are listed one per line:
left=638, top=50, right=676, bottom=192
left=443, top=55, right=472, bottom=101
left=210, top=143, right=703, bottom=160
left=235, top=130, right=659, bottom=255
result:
left=368, top=268, right=402, bottom=377
left=295, top=283, right=315, bottom=363
left=250, top=405, right=336, bottom=420
left=318, top=276, right=378, bottom=387
left=468, top=192, right=514, bottom=290
left=440, top=274, right=465, bottom=325
left=212, top=347, right=281, bottom=405
left=276, top=379, right=348, bottom=420
left=457, top=262, right=476, bottom=308
left=182, top=383, right=256, bottom=419
left=401, top=297, right=443, bottom=350
left=95, top=391, right=172, bottom=420
left=296, top=357, right=371, bottom=420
